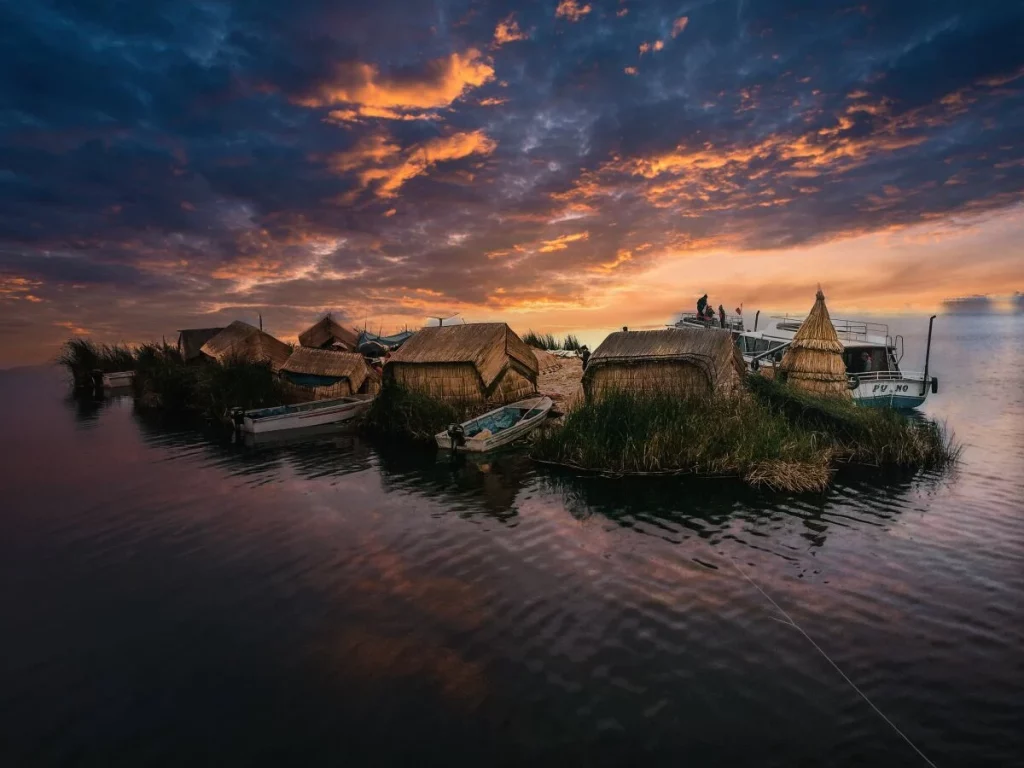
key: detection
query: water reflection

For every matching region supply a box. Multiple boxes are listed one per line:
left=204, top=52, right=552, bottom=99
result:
left=377, top=443, right=534, bottom=522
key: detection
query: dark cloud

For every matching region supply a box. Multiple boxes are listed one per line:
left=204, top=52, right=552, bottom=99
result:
left=0, top=0, right=1022, bottom=363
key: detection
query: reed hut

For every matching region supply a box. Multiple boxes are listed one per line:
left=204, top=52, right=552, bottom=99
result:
left=299, top=315, right=359, bottom=351
left=176, top=327, right=225, bottom=362
left=777, top=289, right=852, bottom=398
left=199, top=321, right=292, bottom=371
left=385, top=323, right=538, bottom=404
left=583, top=327, right=745, bottom=401
left=279, top=348, right=379, bottom=400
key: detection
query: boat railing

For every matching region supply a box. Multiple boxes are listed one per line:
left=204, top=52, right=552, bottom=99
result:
left=675, top=312, right=745, bottom=332
left=849, top=370, right=928, bottom=383
left=772, top=314, right=890, bottom=342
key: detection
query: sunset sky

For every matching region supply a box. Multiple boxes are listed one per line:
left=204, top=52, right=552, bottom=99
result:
left=1, top=0, right=1023, bottom=366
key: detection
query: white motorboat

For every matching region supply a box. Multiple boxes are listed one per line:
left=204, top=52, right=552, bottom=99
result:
left=236, top=395, right=373, bottom=435
left=102, top=371, right=135, bottom=389
left=436, top=396, right=554, bottom=452
left=737, top=315, right=939, bottom=409
left=674, top=311, right=745, bottom=334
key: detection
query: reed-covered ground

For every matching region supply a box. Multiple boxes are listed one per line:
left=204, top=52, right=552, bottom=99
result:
left=532, top=379, right=959, bottom=492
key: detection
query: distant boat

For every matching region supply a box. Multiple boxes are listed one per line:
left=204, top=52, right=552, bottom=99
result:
left=237, top=395, right=373, bottom=435
left=436, top=396, right=553, bottom=452
left=102, top=371, right=135, bottom=389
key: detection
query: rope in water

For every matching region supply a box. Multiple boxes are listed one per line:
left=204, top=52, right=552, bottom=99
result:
left=727, top=557, right=939, bottom=768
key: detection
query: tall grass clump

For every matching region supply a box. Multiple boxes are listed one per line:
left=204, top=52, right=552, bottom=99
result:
left=57, top=338, right=137, bottom=386
left=364, top=380, right=468, bottom=442
left=562, top=334, right=582, bottom=351
left=532, top=390, right=832, bottom=491
left=522, top=330, right=559, bottom=350
left=133, top=342, right=199, bottom=411
left=199, top=356, right=286, bottom=420
left=747, top=375, right=960, bottom=469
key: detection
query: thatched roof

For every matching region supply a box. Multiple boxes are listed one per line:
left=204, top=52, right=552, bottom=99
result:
left=199, top=321, right=292, bottom=370
left=778, top=289, right=851, bottom=397
left=280, top=348, right=372, bottom=391
left=298, top=315, right=359, bottom=350
left=585, top=326, right=746, bottom=394
left=177, top=327, right=224, bottom=361
left=388, top=323, right=538, bottom=387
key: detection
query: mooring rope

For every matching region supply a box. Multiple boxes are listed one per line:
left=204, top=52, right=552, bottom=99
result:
left=727, top=556, right=939, bottom=768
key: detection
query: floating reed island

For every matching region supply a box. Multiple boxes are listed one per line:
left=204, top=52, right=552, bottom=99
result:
left=56, top=291, right=958, bottom=491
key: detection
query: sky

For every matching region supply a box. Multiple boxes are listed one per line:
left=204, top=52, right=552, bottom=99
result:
left=1, top=0, right=1023, bottom=366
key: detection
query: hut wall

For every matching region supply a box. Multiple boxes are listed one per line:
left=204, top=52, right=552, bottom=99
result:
left=585, top=361, right=712, bottom=401
left=390, top=362, right=485, bottom=403
left=488, top=365, right=538, bottom=404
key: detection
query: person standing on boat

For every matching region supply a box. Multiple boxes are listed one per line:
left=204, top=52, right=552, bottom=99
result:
left=697, top=294, right=708, bottom=319
left=580, top=345, right=591, bottom=371
left=718, top=304, right=726, bottom=329
left=860, top=351, right=873, bottom=372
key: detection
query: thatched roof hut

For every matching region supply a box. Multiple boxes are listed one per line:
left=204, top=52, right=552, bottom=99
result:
left=199, top=321, right=292, bottom=371
left=177, top=327, right=225, bottom=362
left=299, top=315, right=359, bottom=351
left=583, top=327, right=745, bottom=401
left=386, top=323, right=538, bottom=403
left=778, top=289, right=851, bottom=398
left=280, top=347, right=379, bottom=399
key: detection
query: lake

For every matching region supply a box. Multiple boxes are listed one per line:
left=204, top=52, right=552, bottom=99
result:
left=1, top=314, right=1021, bottom=767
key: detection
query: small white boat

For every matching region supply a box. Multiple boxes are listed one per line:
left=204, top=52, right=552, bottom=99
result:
left=237, top=395, right=372, bottom=435
left=436, top=396, right=553, bottom=452
left=102, top=371, right=135, bottom=389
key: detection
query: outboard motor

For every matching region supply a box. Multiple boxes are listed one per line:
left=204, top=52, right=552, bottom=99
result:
left=445, top=423, right=466, bottom=451
left=230, top=407, right=245, bottom=431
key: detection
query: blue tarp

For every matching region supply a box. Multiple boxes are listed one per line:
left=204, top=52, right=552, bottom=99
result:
left=357, top=330, right=415, bottom=350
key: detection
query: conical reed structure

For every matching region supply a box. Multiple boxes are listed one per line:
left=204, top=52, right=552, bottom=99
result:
left=778, top=288, right=851, bottom=398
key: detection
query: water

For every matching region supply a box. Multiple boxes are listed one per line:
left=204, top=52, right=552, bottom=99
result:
left=1, top=315, right=1022, bottom=767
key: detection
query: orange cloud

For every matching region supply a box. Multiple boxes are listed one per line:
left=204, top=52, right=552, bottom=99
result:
left=639, top=40, right=665, bottom=55
left=331, top=130, right=498, bottom=198
left=617, top=8, right=628, bottom=17
left=478, top=96, right=508, bottom=106
left=538, top=231, right=589, bottom=252
left=671, top=16, right=689, bottom=37
left=493, top=14, right=527, bottom=46
left=301, top=49, right=494, bottom=121
left=555, top=0, right=591, bottom=22
left=0, top=276, right=44, bottom=302
left=624, top=66, right=638, bottom=76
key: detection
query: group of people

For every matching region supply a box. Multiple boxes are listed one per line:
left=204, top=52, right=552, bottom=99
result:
left=696, top=294, right=740, bottom=330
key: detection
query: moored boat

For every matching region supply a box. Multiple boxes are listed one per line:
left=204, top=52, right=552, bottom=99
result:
left=237, top=394, right=373, bottom=434
left=436, top=396, right=554, bottom=452
left=737, top=315, right=939, bottom=409
left=102, top=371, right=135, bottom=389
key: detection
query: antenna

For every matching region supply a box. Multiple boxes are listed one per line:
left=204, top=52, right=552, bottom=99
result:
left=428, top=312, right=460, bottom=327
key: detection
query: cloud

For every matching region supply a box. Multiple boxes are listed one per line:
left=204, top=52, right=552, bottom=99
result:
left=671, top=16, right=689, bottom=37
left=538, top=232, right=589, bottom=252
left=555, top=1, right=591, bottom=23
left=330, top=130, right=498, bottom=198
left=493, top=14, right=528, bottom=46
left=298, top=49, right=495, bottom=120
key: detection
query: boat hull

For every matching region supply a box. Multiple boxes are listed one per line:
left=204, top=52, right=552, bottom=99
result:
left=241, top=397, right=371, bottom=434
left=435, top=397, right=553, bottom=452
left=103, top=371, right=135, bottom=389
